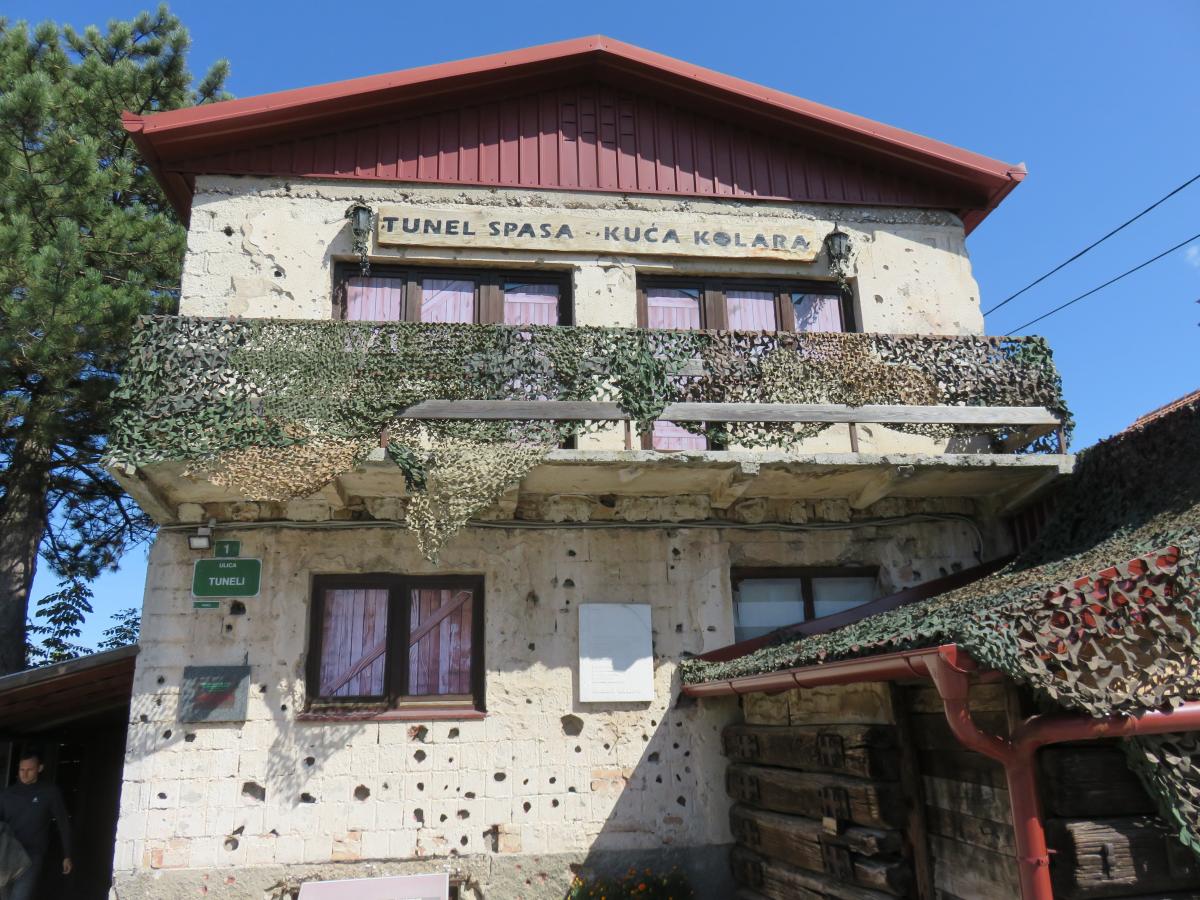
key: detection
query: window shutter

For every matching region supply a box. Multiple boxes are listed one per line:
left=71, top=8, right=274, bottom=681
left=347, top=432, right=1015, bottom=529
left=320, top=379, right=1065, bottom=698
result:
left=318, top=587, right=389, bottom=696
left=408, top=588, right=475, bottom=695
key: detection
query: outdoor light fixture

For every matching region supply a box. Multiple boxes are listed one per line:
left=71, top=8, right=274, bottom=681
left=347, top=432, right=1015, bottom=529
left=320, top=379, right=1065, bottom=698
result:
left=345, top=199, right=373, bottom=276
left=824, top=225, right=853, bottom=290
left=188, top=524, right=212, bottom=552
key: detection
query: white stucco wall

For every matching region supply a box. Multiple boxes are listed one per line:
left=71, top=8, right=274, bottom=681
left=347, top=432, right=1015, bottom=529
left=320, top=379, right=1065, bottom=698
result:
left=113, top=514, right=982, bottom=896
left=176, top=177, right=985, bottom=456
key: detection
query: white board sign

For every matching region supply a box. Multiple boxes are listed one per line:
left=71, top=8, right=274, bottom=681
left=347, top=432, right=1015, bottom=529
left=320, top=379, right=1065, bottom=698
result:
left=297, top=873, right=448, bottom=900
left=579, top=603, right=654, bottom=702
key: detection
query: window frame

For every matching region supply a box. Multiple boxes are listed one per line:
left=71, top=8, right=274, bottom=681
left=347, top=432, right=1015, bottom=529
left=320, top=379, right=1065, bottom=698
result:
left=332, top=263, right=573, bottom=325
left=730, top=566, right=878, bottom=632
left=306, top=573, right=486, bottom=714
left=636, top=276, right=855, bottom=450
left=636, top=276, right=856, bottom=333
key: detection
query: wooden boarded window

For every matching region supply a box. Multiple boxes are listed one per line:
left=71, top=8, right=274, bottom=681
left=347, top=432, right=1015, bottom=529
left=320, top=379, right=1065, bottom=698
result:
left=308, top=575, right=484, bottom=710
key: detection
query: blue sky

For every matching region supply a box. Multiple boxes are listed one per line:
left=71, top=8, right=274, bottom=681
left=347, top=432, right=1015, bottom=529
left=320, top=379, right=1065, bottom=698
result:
left=14, top=0, right=1199, bottom=647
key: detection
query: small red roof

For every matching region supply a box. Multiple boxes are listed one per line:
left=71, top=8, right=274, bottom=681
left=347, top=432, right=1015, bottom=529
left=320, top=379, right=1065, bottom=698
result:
left=126, top=36, right=1024, bottom=230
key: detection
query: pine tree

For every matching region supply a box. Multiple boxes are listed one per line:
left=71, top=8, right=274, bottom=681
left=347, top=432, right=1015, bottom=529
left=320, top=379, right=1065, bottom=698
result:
left=0, top=6, right=228, bottom=673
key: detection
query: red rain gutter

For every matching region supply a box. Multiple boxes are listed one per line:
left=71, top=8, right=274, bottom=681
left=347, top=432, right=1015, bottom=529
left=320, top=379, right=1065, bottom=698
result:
left=684, top=644, right=1200, bottom=900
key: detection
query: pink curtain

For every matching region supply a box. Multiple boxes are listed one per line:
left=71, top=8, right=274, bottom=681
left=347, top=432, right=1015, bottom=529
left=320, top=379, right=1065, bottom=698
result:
left=504, top=283, right=560, bottom=325
left=646, top=288, right=706, bottom=450
left=319, top=587, right=389, bottom=697
left=792, top=293, right=844, bottom=332
left=346, top=276, right=404, bottom=321
left=421, top=278, right=475, bottom=323
left=726, top=289, right=777, bottom=330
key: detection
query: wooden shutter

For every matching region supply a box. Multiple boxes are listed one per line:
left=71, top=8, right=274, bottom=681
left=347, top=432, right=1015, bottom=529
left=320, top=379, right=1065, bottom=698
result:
left=644, top=287, right=707, bottom=450
left=408, top=587, right=475, bottom=695
left=318, top=587, right=389, bottom=697
left=345, top=276, right=405, bottom=321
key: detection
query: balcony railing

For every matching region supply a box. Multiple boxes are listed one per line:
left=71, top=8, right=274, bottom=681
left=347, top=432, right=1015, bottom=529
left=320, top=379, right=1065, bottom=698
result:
left=109, top=316, right=1070, bottom=474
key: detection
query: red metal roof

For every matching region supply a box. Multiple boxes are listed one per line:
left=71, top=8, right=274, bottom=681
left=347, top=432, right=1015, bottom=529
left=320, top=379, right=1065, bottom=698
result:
left=125, top=36, right=1025, bottom=231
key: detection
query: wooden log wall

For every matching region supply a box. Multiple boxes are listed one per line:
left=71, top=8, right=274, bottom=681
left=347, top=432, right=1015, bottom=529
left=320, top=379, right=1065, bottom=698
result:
left=1040, top=740, right=1200, bottom=899
left=727, top=683, right=918, bottom=900
left=904, top=681, right=1021, bottom=900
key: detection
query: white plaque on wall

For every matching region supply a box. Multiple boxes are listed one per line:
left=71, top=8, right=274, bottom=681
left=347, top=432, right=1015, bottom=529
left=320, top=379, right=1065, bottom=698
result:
left=298, top=873, right=448, bottom=899
left=579, top=603, right=654, bottom=703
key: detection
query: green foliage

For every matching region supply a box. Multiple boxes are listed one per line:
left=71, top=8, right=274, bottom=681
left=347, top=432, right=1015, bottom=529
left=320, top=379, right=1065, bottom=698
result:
left=0, top=5, right=228, bottom=670
left=98, top=606, right=140, bottom=650
left=565, top=866, right=694, bottom=899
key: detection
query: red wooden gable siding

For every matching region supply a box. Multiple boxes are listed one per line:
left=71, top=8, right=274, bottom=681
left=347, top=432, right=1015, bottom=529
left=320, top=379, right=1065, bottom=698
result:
left=177, top=82, right=966, bottom=209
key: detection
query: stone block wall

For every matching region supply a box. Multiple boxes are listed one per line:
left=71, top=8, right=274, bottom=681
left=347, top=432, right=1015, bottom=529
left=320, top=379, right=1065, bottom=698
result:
left=112, top=513, right=984, bottom=898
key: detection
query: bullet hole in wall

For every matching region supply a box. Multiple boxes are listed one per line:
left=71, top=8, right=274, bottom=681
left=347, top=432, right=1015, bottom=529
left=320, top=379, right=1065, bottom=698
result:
left=409, top=725, right=428, bottom=742
left=574, top=745, right=582, bottom=754
left=457, top=809, right=469, bottom=819
left=672, top=548, right=681, bottom=557
left=549, top=777, right=557, bottom=784
left=552, top=798, right=560, bottom=808
left=528, top=642, right=536, bottom=651
left=599, top=494, right=616, bottom=508
left=162, top=730, right=172, bottom=740
left=299, top=793, right=316, bottom=803
left=560, top=715, right=584, bottom=737
left=230, top=601, right=246, bottom=616
left=525, top=591, right=539, bottom=604
left=156, top=676, right=165, bottom=685
left=241, top=782, right=266, bottom=802
left=677, top=796, right=687, bottom=807
left=222, top=225, right=234, bottom=236
left=224, top=623, right=233, bottom=632
left=184, top=733, right=196, bottom=743
left=465, top=791, right=475, bottom=799
left=648, top=752, right=660, bottom=764
left=562, top=578, right=575, bottom=588
left=522, top=801, right=531, bottom=813
left=414, top=808, right=424, bottom=824
left=260, top=685, right=268, bottom=693
left=280, top=704, right=287, bottom=712
left=567, top=549, right=576, bottom=557
left=417, top=782, right=424, bottom=791
left=448, top=727, right=459, bottom=739
left=157, top=792, right=167, bottom=800
left=439, top=814, right=447, bottom=822
left=414, top=749, right=426, bottom=762
left=460, top=835, right=468, bottom=846
left=354, top=785, right=370, bottom=801
left=304, top=757, right=315, bottom=767
left=655, top=775, right=662, bottom=783
left=223, top=837, right=239, bottom=851
left=493, top=772, right=506, bottom=782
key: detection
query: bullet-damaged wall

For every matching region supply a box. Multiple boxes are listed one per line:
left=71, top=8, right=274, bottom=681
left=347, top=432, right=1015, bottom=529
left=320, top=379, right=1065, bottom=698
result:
left=112, top=512, right=983, bottom=898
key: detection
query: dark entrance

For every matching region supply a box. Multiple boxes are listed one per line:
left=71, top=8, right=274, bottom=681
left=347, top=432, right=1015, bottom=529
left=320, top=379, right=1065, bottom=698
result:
left=0, top=647, right=136, bottom=900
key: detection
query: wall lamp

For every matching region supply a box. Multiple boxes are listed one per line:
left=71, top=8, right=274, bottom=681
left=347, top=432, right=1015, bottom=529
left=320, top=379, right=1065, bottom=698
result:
left=188, top=522, right=213, bottom=551
left=345, top=199, right=373, bottom=276
left=824, top=225, right=853, bottom=290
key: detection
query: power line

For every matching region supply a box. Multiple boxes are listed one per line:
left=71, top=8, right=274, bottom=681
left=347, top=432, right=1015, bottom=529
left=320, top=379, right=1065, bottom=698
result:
left=1007, top=230, right=1200, bottom=333
left=984, top=171, right=1200, bottom=316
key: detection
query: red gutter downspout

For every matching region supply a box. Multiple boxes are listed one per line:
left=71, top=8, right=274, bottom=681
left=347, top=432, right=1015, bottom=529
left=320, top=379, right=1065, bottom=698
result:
left=683, top=644, right=1200, bottom=900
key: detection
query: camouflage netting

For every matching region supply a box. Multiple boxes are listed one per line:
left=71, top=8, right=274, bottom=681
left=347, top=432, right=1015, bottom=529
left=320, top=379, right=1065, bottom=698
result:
left=681, top=397, right=1200, bottom=853
left=107, top=316, right=1068, bottom=558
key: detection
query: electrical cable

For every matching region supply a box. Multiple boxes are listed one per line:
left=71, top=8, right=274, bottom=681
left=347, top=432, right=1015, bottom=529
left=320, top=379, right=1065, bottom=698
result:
left=1007, top=230, right=1200, bottom=333
left=983, top=171, right=1200, bottom=316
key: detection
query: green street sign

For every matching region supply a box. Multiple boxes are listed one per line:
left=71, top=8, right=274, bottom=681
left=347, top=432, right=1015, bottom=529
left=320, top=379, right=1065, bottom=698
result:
left=214, top=540, right=241, bottom=558
left=193, top=600, right=220, bottom=609
left=192, top=558, right=261, bottom=598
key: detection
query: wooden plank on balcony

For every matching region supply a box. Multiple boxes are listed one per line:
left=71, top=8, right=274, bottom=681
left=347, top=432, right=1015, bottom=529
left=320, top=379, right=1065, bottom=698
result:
left=397, top=400, right=1061, bottom=427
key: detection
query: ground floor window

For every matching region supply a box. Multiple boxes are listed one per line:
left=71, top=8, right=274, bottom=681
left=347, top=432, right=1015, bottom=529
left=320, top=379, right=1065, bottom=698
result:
left=731, top=568, right=877, bottom=641
left=307, top=575, right=484, bottom=711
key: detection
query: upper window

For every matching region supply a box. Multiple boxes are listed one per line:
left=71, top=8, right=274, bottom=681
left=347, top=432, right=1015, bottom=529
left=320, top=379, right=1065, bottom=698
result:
left=637, top=277, right=853, bottom=450
left=731, top=568, right=877, bottom=642
left=334, top=265, right=572, bottom=325
left=307, top=575, right=484, bottom=713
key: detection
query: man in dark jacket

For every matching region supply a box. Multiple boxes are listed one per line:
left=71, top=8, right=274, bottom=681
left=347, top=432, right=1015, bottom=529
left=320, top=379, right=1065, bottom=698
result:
left=0, top=750, right=72, bottom=900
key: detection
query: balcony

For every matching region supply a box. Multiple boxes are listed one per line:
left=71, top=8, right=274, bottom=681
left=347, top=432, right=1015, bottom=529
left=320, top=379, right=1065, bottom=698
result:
left=107, top=317, right=1072, bottom=535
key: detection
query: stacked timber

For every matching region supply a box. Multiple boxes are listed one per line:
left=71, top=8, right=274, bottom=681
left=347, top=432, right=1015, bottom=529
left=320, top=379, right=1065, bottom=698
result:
left=725, top=684, right=916, bottom=900
left=1041, top=741, right=1200, bottom=898
left=904, top=682, right=1020, bottom=899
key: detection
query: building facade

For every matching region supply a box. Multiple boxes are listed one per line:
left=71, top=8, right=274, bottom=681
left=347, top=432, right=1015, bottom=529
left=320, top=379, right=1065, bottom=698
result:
left=108, top=38, right=1071, bottom=898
